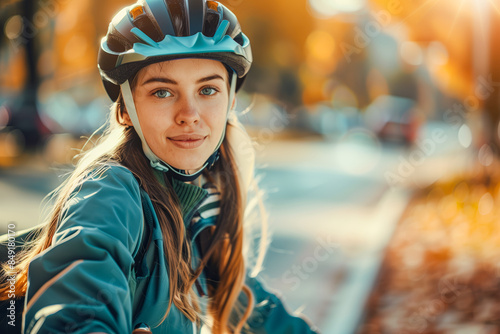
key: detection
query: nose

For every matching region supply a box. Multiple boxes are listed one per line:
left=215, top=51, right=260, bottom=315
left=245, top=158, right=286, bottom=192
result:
left=174, top=95, right=200, bottom=126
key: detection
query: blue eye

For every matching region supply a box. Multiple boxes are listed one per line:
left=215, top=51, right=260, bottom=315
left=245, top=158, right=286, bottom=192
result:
left=201, top=87, right=217, bottom=96
left=153, top=89, right=171, bottom=98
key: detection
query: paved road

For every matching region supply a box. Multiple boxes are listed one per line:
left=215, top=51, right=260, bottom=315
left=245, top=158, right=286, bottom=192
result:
left=254, top=165, right=408, bottom=332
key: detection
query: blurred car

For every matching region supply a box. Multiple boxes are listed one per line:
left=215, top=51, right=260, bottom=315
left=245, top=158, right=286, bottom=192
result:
left=364, top=95, right=419, bottom=145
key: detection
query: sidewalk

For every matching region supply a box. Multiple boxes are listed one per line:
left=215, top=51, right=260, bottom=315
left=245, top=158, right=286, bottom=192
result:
left=358, top=162, right=500, bottom=333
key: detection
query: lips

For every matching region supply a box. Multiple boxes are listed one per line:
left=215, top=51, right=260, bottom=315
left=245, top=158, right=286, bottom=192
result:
left=168, top=134, right=207, bottom=149
left=169, top=134, right=205, bottom=141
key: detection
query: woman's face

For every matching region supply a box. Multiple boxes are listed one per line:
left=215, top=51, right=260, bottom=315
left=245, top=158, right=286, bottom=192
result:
left=125, top=58, right=230, bottom=172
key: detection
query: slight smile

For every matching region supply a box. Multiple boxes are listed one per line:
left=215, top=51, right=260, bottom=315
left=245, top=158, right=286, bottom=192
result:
left=168, top=135, right=207, bottom=149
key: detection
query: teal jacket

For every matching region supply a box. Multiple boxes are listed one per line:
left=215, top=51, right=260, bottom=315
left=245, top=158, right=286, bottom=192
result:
left=23, top=165, right=320, bottom=334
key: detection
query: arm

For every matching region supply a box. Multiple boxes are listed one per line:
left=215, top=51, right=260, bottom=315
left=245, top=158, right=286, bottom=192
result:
left=23, top=166, right=144, bottom=334
left=239, top=273, right=321, bottom=334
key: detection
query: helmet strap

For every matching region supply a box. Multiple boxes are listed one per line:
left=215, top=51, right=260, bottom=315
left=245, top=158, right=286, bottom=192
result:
left=120, top=71, right=237, bottom=182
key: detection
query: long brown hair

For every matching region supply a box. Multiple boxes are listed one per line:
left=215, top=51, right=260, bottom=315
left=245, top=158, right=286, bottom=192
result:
left=0, top=93, right=261, bottom=332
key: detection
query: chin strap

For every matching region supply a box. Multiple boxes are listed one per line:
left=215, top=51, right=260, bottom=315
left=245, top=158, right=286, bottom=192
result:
left=120, top=71, right=237, bottom=182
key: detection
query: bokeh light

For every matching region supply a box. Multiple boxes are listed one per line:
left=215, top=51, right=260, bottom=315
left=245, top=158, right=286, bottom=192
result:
left=400, top=41, right=424, bottom=66
left=458, top=124, right=472, bottom=148
left=4, top=15, right=23, bottom=40
left=305, top=30, right=337, bottom=74
left=308, top=0, right=365, bottom=18
left=426, top=41, right=449, bottom=67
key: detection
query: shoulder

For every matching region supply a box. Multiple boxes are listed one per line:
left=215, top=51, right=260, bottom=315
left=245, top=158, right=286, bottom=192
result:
left=64, top=162, right=143, bottom=220
left=70, top=163, right=140, bottom=202
left=57, top=163, right=144, bottom=253
left=85, top=163, right=138, bottom=187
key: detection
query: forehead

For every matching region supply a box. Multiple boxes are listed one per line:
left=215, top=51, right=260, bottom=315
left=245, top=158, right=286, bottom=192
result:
left=137, top=58, right=228, bottom=81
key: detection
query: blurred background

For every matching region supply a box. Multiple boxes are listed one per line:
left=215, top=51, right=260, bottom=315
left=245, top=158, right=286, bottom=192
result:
left=1, top=0, right=500, bottom=332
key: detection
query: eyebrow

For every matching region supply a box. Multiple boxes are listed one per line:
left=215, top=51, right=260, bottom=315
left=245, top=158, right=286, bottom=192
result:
left=142, top=74, right=225, bottom=86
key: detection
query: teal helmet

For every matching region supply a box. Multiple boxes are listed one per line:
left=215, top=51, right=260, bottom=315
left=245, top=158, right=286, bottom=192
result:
left=97, top=0, right=253, bottom=181
left=98, top=0, right=252, bottom=101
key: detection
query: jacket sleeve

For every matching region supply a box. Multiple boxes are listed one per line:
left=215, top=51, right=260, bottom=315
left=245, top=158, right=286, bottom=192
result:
left=239, top=273, right=321, bottom=334
left=23, top=166, right=144, bottom=334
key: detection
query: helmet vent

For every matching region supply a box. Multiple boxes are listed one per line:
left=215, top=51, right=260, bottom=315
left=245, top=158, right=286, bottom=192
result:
left=233, top=32, right=244, bottom=46
left=166, top=0, right=190, bottom=36
left=203, top=8, right=220, bottom=37
left=107, top=34, right=128, bottom=52
left=134, top=15, right=163, bottom=42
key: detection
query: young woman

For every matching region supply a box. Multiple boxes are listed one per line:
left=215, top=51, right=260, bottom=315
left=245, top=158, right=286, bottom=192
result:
left=0, top=0, right=321, bottom=333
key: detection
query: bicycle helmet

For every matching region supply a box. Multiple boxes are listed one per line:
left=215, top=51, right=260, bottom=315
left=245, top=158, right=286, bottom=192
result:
left=97, top=0, right=252, bottom=181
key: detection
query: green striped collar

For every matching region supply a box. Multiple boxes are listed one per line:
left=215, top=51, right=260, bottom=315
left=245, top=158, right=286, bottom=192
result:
left=152, top=169, right=208, bottom=219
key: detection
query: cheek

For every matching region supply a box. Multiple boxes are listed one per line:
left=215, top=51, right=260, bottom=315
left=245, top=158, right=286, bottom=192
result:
left=206, top=106, right=227, bottom=136
left=136, top=104, right=172, bottom=142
